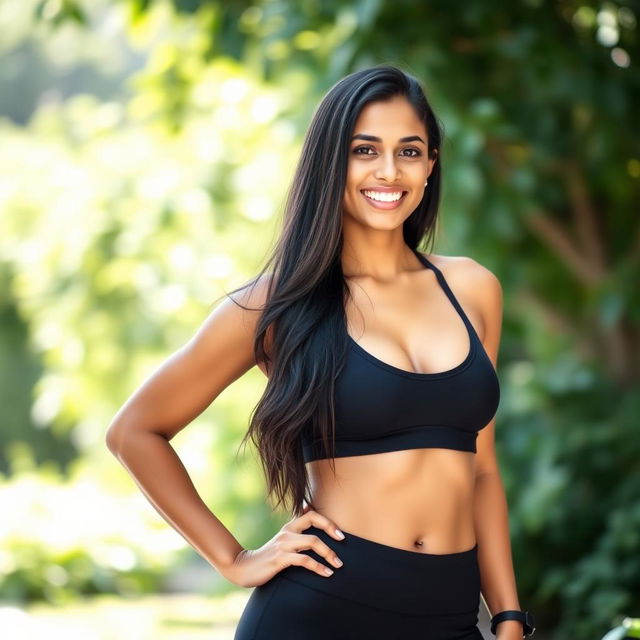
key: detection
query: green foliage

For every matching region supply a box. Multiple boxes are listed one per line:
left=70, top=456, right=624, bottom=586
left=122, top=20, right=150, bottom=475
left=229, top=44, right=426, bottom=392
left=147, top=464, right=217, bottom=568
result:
left=1, top=5, right=296, bottom=602
left=501, top=360, right=640, bottom=636
left=0, top=464, right=177, bottom=604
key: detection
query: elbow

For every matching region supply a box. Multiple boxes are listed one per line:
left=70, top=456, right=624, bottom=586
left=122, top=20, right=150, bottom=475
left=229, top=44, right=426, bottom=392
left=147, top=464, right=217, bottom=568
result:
left=105, top=419, right=133, bottom=456
left=105, top=423, right=122, bottom=455
left=105, top=418, right=164, bottom=456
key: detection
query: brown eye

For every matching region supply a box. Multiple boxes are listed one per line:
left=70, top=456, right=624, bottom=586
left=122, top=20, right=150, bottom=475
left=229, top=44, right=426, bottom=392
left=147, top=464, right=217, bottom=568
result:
left=353, top=146, right=375, bottom=155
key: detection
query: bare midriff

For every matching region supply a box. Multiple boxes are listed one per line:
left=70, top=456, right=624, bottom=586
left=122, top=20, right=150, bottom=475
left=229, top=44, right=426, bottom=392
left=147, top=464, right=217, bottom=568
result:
left=305, top=447, right=478, bottom=555
left=258, top=254, right=486, bottom=556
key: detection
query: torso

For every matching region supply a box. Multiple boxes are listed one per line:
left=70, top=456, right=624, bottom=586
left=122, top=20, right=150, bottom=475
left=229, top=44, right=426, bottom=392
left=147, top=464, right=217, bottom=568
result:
left=257, top=253, right=491, bottom=555
left=305, top=447, right=477, bottom=554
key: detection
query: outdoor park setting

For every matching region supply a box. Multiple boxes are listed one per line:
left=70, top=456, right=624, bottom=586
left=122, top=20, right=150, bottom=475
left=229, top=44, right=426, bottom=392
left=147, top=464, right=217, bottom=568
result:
left=0, top=1, right=638, bottom=639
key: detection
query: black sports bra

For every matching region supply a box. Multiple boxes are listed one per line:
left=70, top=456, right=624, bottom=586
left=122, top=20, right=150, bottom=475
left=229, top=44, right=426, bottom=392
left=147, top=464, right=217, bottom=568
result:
left=301, top=250, right=500, bottom=463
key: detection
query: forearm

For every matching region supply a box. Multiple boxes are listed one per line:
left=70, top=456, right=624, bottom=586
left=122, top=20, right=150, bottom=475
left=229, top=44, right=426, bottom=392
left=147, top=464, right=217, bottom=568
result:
left=473, top=469, right=522, bottom=638
left=107, top=429, right=244, bottom=576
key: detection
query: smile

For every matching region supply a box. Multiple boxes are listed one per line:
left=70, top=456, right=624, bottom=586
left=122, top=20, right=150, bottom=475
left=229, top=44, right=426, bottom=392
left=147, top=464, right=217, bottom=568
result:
left=362, top=189, right=404, bottom=202
left=360, top=189, right=408, bottom=209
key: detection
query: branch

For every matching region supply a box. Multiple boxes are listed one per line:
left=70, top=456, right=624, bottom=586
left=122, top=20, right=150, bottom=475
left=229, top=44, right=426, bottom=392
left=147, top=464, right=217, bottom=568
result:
left=513, top=287, right=594, bottom=362
left=523, top=210, right=605, bottom=287
left=564, top=159, right=607, bottom=270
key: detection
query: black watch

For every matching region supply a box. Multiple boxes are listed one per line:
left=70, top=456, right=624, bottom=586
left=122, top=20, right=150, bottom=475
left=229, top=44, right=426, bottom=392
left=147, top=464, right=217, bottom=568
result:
left=490, top=609, right=536, bottom=637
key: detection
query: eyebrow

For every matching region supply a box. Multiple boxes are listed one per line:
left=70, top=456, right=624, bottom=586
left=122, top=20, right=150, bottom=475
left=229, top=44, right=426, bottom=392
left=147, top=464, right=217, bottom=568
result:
left=350, top=134, right=426, bottom=144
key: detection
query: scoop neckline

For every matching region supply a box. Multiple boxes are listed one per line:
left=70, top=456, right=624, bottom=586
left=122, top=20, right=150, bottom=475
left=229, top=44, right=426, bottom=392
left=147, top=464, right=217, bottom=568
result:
left=344, top=250, right=477, bottom=380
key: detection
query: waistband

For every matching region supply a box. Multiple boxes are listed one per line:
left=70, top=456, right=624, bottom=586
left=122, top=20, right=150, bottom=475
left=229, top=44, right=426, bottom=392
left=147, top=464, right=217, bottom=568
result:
left=276, top=525, right=481, bottom=616
left=302, top=424, right=478, bottom=462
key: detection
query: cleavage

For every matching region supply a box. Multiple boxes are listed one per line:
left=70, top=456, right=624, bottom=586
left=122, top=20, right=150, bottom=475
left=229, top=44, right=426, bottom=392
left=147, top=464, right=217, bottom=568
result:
left=344, top=265, right=472, bottom=375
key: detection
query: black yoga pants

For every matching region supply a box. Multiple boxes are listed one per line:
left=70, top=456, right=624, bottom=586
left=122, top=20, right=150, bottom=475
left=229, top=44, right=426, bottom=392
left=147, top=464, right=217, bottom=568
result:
left=234, top=524, right=484, bottom=640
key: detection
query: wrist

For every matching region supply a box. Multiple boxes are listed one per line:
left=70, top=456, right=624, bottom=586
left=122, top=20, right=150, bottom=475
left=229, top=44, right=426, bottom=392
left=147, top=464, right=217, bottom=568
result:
left=495, top=619, right=525, bottom=639
left=217, top=548, right=248, bottom=585
left=490, top=609, right=536, bottom=637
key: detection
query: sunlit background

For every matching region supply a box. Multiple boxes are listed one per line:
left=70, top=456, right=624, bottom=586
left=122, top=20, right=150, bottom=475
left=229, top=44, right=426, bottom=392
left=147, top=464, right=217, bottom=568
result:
left=0, top=1, right=638, bottom=639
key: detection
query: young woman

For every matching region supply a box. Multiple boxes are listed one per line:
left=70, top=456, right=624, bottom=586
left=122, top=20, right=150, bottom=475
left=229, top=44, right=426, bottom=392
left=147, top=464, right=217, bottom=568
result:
left=106, top=65, right=535, bottom=639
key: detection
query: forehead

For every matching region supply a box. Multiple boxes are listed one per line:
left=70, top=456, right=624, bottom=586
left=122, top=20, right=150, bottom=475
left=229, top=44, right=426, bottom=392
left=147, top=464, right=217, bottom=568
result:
left=352, top=96, right=426, bottom=139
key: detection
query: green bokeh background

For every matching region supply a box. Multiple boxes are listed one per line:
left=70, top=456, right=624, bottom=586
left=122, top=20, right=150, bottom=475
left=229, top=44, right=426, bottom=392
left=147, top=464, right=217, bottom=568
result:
left=0, top=1, right=638, bottom=638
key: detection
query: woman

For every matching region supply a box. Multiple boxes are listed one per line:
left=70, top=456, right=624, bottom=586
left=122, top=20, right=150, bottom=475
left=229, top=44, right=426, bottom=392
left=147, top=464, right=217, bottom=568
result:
left=106, top=65, right=535, bottom=639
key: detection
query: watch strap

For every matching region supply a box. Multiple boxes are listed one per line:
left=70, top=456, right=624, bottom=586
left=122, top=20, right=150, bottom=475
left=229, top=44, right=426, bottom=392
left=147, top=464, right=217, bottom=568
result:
left=490, top=609, right=536, bottom=636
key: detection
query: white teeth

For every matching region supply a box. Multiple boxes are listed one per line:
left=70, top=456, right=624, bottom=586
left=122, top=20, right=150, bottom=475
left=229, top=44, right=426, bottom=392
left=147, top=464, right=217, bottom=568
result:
left=362, top=190, right=404, bottom=202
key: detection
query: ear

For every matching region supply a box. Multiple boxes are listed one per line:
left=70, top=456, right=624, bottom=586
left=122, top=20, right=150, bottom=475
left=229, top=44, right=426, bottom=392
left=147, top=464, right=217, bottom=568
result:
left=427, top=148, right=438, bottom=177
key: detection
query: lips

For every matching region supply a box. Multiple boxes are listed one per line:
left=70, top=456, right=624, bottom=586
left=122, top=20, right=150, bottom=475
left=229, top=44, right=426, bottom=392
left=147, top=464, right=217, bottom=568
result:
left=360, top=189, right=408, bottom=209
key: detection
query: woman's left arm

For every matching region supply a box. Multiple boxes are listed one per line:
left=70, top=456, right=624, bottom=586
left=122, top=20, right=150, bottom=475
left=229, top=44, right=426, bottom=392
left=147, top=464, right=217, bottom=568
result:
left=467, top=260, right=523, bottom=640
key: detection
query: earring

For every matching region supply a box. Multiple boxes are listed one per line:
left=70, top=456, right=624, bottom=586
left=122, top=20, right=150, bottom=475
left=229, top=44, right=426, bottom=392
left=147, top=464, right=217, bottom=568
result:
left=424, top=179, right=429, bottom=186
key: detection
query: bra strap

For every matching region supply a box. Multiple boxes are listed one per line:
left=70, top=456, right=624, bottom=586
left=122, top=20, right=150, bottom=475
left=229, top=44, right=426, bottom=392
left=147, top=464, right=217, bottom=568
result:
left=411, top=248, right=478, bottom=341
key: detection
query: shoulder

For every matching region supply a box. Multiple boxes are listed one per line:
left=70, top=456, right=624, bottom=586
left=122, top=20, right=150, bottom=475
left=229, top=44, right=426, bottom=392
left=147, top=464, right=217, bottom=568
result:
left=226, top=272, right=276, bottom=364
left=419, top=253, right=503, bottom=343
left=423, top=253, right=502, bottom=302
left=200, top=271, right=275, bottom=360
left=227, top=271, right=273, bottom=310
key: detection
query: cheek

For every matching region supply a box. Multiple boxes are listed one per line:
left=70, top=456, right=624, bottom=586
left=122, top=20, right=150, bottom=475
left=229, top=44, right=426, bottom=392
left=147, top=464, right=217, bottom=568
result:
left=344, top=170, right=361, bottom=200
left=345, top=167, right=360, bottom=189
left=346, top=156, right=370, bottom=180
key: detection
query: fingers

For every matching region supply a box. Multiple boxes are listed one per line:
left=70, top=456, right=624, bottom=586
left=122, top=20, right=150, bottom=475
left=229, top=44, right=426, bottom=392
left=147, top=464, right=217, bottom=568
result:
left=284, top=509, right=346, bottom=542
left=284, top=548, right=337, bottom=577
left=278, top=509, right=347, bottom=578
left=278, top=531, right=344, bottom=577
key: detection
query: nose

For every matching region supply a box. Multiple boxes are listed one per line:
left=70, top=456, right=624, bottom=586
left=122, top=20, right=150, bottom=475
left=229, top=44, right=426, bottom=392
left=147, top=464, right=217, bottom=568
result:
left=373, top=150, right=401, bottom=182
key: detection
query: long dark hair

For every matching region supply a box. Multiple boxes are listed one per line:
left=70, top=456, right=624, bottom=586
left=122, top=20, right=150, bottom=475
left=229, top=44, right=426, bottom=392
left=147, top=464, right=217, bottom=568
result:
left=227, top=64, right=444, bottom=517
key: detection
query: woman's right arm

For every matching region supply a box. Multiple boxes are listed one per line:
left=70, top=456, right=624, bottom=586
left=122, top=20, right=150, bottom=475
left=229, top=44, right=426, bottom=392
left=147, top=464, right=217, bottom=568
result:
left=105, top=276, right=346, bottom=588
left=105, top=278, right=269, bottom=581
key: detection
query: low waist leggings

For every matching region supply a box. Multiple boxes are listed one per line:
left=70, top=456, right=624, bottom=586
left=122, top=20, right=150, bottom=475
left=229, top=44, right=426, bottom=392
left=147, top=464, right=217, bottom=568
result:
left=233, top=525, right=484, bottom=640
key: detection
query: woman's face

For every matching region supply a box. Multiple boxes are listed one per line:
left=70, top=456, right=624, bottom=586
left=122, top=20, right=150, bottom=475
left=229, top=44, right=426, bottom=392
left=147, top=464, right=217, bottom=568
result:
left=343, top=95, right=437, bottom=228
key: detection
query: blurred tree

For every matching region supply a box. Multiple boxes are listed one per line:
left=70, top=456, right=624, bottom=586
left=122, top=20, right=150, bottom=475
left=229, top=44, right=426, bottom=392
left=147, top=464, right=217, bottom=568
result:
left=9, top=0, right=640, bottom=637
left=40, top=0, right=638, bottom=380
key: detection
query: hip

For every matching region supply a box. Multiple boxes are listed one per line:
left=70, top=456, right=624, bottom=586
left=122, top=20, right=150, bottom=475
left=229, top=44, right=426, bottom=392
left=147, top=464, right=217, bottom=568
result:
left=234, top=524, right=482, bottom=640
